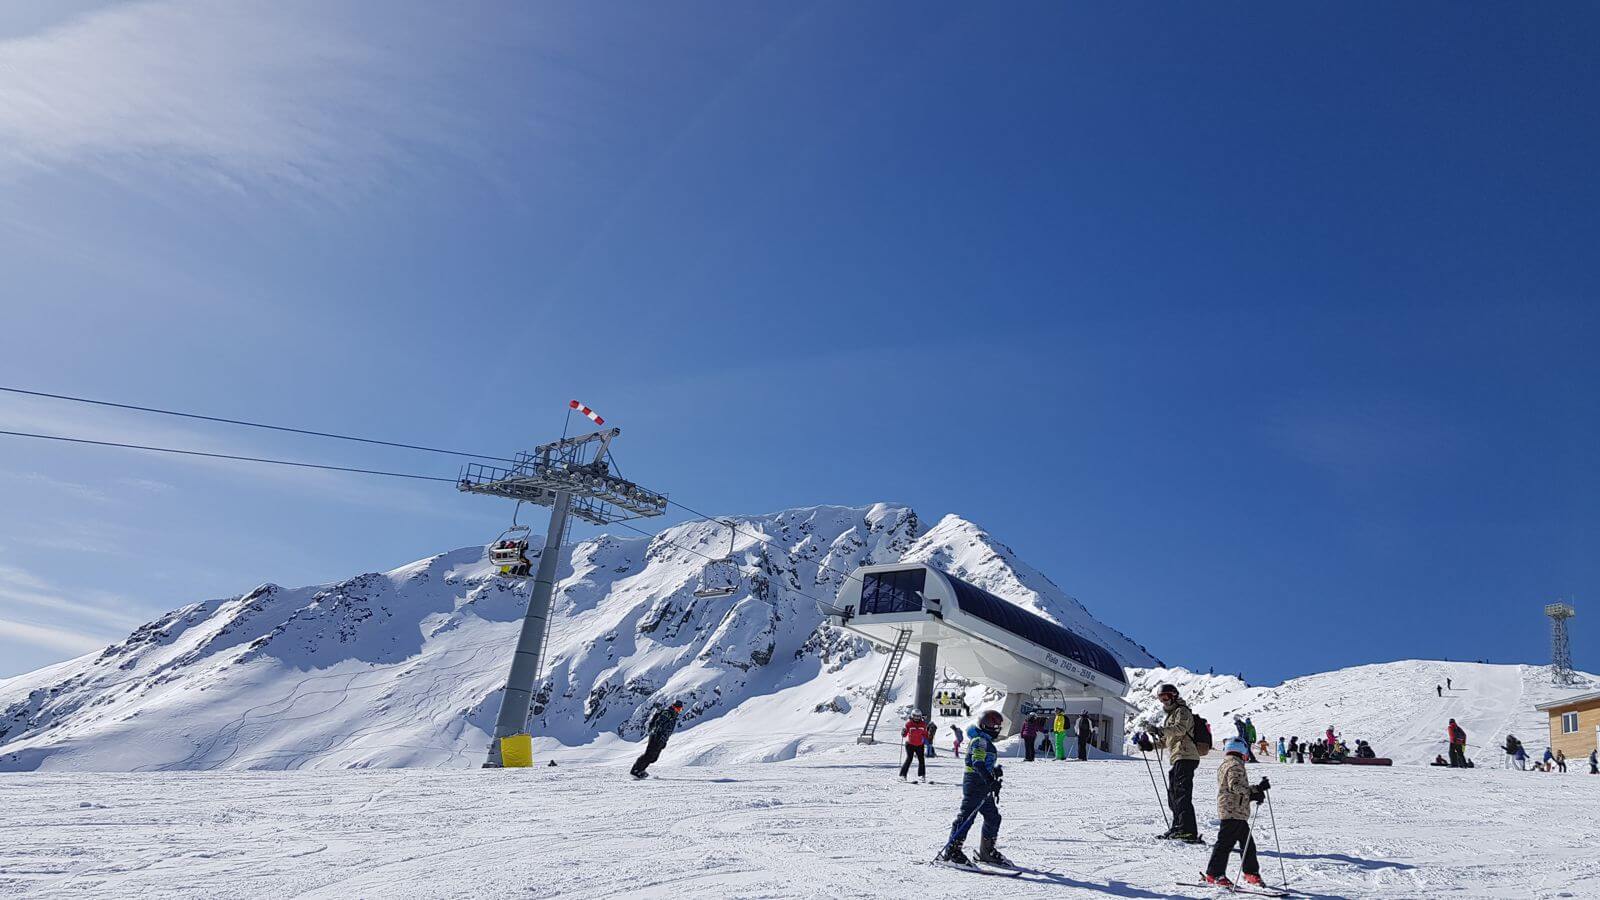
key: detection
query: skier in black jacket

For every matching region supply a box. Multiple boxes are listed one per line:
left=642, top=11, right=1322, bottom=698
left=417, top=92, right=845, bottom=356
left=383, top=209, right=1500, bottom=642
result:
left=630, top=700, right=684, bottom=779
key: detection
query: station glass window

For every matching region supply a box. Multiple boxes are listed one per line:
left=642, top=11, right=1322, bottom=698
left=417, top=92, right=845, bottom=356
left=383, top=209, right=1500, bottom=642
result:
left=1561, top=712, right=1579, bottom=734
left=858, top=569, right=926, bottom=615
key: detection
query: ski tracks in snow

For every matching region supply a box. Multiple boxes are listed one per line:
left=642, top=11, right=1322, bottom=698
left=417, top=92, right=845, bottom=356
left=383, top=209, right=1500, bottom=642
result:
left=1, top=748, right=1596, bottom=899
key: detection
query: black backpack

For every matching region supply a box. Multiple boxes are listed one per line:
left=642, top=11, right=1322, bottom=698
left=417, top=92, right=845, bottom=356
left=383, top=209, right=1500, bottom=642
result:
left=1191, top=713, right=1213, bottom=755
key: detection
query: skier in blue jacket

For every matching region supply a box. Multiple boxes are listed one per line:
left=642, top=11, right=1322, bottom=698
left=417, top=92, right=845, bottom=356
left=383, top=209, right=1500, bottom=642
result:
left=938, top=709, right=1013, bottom=868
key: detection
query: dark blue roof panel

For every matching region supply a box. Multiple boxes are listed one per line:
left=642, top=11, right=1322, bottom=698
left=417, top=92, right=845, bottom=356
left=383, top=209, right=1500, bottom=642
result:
left=940, top=571, right=1127, bottom=685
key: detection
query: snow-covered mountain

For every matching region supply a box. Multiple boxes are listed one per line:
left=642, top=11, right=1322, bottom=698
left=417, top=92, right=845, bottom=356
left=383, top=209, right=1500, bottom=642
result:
left=1124, top=661, right=1600, bottom=765
left=0, top=503, right=1158, bottom=772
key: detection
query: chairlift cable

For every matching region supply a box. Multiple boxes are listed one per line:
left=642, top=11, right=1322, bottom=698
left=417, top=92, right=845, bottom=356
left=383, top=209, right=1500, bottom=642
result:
left=612, top=520, right=845, bottom=612
left=0, top=386, right=516, bottom=463
left=4, top=384, right=876, bottom=590
left=664, top=497, right=865, bottom=586
left=0, top=429, right=458, bottom=483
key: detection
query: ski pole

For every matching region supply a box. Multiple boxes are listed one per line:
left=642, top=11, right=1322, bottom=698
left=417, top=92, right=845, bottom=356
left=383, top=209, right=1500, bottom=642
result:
left=1140, top=748, right=1171, bottom=830
left=1266, top=789, right=1289, bottom=890
left=932, top=785, right=1001, bottom=862
left=1239, top=798, right=1262, bottom=881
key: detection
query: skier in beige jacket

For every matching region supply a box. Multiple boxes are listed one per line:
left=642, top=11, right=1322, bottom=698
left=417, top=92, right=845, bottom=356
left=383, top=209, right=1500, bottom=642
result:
left=1203, top=737, right=1270, bottom=889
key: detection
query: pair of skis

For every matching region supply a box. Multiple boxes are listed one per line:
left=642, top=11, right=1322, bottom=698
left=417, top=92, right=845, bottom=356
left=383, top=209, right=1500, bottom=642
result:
left=930, top=859, right=1021, bottom=878
left=933, top=859, right=1292, bottom=895
left=1176, top=880, right=1292, bottom=897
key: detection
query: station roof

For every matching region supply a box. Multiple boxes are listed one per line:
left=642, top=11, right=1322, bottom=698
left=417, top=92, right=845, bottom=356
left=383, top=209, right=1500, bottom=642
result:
left=940, top=571, right=1127, bottom=686
left=1535, top=690, right=1600, bottom=711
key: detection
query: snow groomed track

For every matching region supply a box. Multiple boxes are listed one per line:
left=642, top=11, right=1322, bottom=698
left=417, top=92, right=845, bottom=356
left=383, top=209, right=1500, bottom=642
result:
left=2, top=743, right=1594, bottom=899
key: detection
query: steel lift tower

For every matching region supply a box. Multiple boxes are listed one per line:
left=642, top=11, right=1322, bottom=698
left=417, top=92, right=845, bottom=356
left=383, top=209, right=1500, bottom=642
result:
left=1545, top=602, right=1577, bottom=685
left=458, top=427, right=666, bottom=766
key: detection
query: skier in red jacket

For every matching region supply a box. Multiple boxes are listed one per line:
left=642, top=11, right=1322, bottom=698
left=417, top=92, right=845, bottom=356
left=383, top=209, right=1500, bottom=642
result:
left=1446, top=719, right=1468, bottom=768
left=901, top=711, right=930, bottom=782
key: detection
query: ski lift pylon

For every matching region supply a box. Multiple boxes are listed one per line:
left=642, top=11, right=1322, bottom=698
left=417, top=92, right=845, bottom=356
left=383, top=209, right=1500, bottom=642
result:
left=692, top=520, right=740, bottom=599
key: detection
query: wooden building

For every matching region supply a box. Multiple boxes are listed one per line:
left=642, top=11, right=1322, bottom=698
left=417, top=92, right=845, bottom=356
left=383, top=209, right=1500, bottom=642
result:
left=1535, top=690, right=1600, bottom=762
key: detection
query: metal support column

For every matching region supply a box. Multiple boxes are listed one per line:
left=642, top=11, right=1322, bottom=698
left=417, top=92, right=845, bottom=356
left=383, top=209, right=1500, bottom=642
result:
left=915, top=642, right=938, bottom=718
left=484, top=491, right=571, bottom=767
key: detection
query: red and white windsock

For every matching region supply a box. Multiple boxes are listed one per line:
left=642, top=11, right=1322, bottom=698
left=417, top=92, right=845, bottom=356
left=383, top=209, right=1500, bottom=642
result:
left=569, top=399, right=605, bottom=426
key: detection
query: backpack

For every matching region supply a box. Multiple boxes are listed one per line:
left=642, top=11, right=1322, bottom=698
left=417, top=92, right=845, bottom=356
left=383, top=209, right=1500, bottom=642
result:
left=1191, top=714, right=1213, bottom=755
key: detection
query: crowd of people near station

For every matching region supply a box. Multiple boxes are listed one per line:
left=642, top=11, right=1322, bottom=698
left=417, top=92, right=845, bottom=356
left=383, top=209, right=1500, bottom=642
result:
left=1018, top=710, right=1100, bottom=762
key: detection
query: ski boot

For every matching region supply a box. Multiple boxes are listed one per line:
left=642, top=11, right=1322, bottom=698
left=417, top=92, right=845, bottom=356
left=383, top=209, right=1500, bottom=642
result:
left=976, top=837, right=1013, bottom=868
left=1242, top=874, right=1266, bottom=887
left=1174, top=831, right=1205, bottom=845
left=938, top=842, right=972, bottom=867
left=1202, top=873, right=1234, bottom=887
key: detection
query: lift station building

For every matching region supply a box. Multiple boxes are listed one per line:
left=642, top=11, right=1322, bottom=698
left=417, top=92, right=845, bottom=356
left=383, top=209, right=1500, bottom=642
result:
left=824, top=563, right=1134, bottom=751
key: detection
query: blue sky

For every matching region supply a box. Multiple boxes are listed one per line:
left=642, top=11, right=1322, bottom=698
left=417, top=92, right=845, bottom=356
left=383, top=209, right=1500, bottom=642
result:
left=0, top=2, right=1595, bottom=683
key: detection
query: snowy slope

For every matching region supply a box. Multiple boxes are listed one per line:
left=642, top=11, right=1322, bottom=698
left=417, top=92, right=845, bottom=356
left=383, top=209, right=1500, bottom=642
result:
left=1125, top=661, right=1600, bottom=765
left=3, top=751, right=1596, bottom=899
left=0, top=503, right=1158, bottom=772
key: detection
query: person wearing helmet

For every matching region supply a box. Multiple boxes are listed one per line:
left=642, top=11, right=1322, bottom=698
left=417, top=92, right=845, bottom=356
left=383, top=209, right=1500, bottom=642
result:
left=900, top=711, right=930, bottom=782
left=1155, top=683, right=1204, bottom=842
left=938, top=710, right=1013, bottom=869
left=1203, top=738, right=1270, bottom=889
left=629, top=699, right=685, bottom=779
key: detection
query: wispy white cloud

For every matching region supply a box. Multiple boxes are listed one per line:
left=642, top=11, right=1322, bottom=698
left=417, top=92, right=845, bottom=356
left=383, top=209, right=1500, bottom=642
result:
left=116, top=477, right=174, bottom=493
left=0, top=560, right=138, bottom=674
left=0, top=0, right=498, bottom=192
left=0, top=616, right=110, bottom=655
left=0, top=469, right=110, bottom=502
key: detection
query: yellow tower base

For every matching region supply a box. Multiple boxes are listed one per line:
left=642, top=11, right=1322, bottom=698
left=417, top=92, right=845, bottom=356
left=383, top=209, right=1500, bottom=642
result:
left=499, top=734, right=533, bottom=767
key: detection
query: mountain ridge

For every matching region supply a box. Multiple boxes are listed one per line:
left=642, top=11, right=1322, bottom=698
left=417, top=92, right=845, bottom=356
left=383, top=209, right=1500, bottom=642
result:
left=0, top=502, right=1158, bottom=771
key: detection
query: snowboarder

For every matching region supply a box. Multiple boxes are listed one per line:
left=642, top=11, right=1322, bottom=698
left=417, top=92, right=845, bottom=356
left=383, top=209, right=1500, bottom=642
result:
left=1446, top=719, right=1467, bottom=768
left=1202, top=738, right=1269, bottom=889
left=1076, top=713, right=1093, bottom=761
left=900, top=712, right=930, bottom=782
left=1052, top=710, right=1068, bottom=760
left=937, top=709, right=1011, bottom=869
left=630, top=700, right=684, bottom=779
left=1502, top=734, right=1521, bottom=769
left=1020, top=714, right=1039, bottom=762
left=1155, top=683, right=1203, bottom=843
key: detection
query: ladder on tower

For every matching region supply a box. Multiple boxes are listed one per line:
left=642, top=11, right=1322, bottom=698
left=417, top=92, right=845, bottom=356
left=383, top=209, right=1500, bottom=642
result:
left=857, top=628, right=913, bottom=745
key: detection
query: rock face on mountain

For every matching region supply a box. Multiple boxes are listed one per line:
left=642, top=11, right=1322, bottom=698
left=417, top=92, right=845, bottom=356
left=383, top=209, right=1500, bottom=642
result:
left=0, top=503, right=1158, bottom=771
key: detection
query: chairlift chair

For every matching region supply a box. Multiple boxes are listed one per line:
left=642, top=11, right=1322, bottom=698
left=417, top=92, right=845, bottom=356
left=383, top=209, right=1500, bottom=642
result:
left=488, top=525, right=533, bottom=577
left=935, top=670, right=967, bottom=717
left=692, top=520, right=740, bottom=599
left=1026, top=687, right=1067, bottom=714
